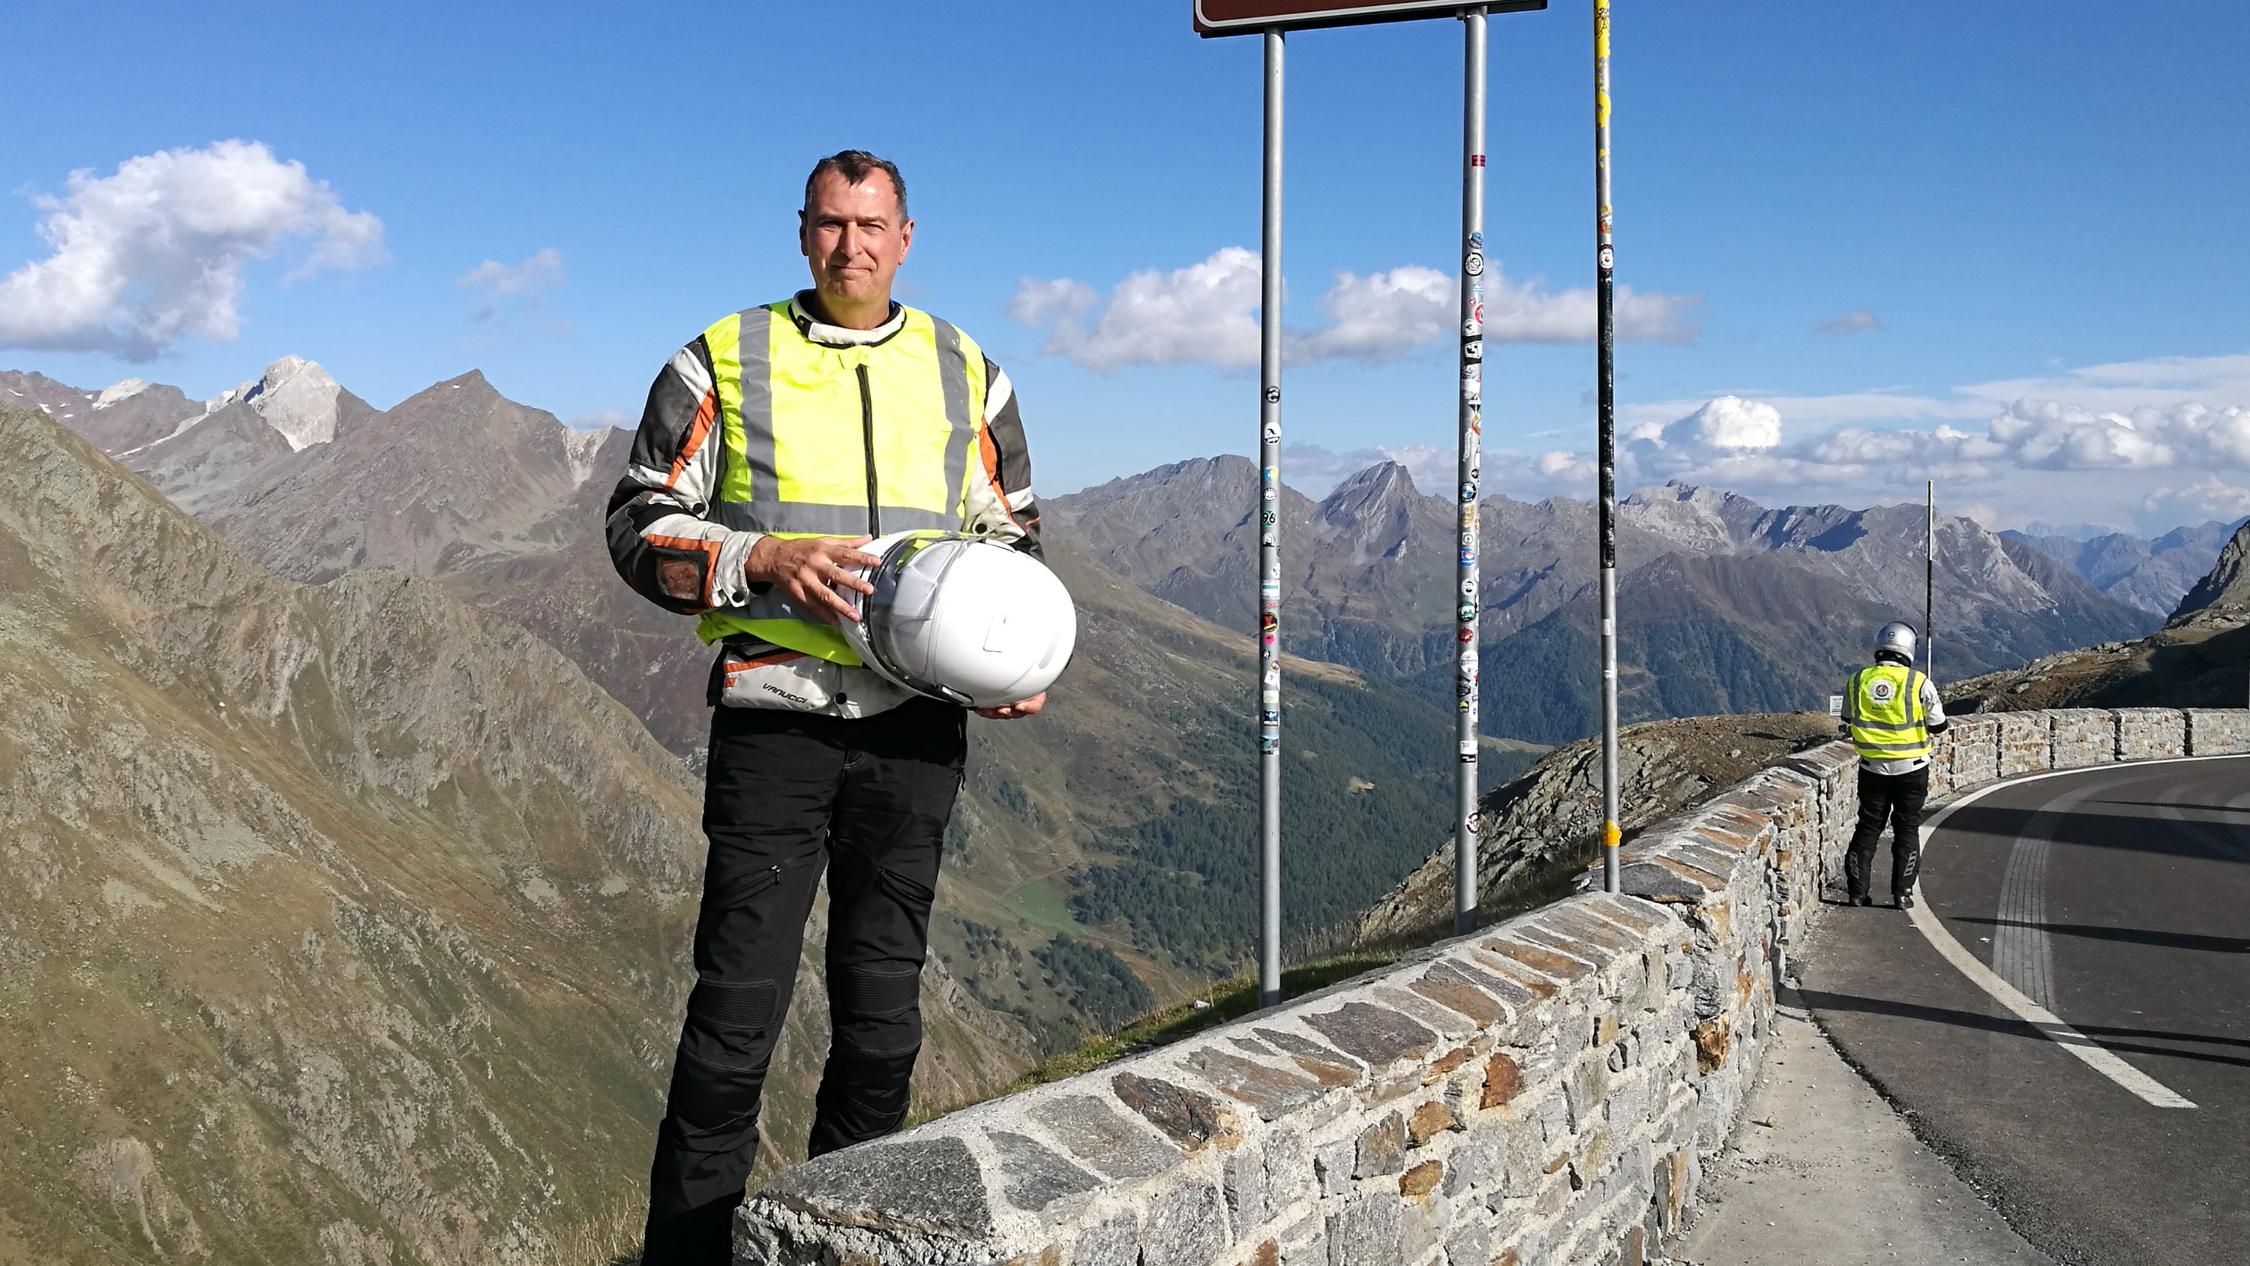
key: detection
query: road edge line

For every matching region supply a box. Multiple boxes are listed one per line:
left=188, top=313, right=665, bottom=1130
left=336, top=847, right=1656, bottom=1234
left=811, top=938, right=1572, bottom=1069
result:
left=1907, top=755, right=2230, bottom=1110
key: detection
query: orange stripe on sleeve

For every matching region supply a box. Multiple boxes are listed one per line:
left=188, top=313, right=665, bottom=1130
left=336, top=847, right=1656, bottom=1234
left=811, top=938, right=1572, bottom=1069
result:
left=725, top=649, right=806, bottom=676
left=980, top=427, right=1027, bottom=531
left=664, top=389, right=719, bottom=490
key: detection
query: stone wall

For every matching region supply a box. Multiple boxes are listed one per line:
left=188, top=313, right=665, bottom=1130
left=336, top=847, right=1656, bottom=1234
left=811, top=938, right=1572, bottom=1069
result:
left=2046, top=709, right=2115, bottom=770
left=734, top=710, right=2245, bottom=1266
left=2116, top=707, right=2188, bottom=760
left=1993, top=712, right=2048, bottom=780
left=2187, top=708, right=2250, bottom=755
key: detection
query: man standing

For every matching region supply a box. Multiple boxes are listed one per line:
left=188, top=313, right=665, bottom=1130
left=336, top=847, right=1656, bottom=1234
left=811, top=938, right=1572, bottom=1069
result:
left=606, top=150, right=1045, bottom=1263
left=1840, top=621, right=1947, bottom=910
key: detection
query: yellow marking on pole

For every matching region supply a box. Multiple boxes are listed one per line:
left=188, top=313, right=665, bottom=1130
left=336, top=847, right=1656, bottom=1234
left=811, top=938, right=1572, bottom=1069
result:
left=1603, top=822, right=1621, bottom=848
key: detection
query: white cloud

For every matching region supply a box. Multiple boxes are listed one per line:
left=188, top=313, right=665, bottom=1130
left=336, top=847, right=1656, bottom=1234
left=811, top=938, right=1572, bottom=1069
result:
left=1294, top=266, right=1452, bottom=361
left=1005, top=277, right=1097, bottom=326
left=1030, top=247, right=1265, bottom=371
left=0, top=140, right=384, bottom=360
left=1813, top=309, right=1882, bottom=335
left=1623, top=396, right=1785, bottom=480
left=1622, top=389, right=1988, bottom=430
left=571, top=408, right=633, bottom=430
left=459, top=248, right=565, bottom=321
left=2138, top=477, right=2250, bottom=531
left=1479, top=271, right=1700, bottom=346
left=1009, top=248, right=1700, bottom=372
left=1537, top=391, right=2250, bottom=516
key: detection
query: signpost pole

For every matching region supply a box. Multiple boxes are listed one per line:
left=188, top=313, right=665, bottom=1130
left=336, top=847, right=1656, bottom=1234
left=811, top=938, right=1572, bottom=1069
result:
left=1926, top=480, right=1936, bottom=680
left=1454, top=7, right=1488, bottom=936
left=1594, top=0, right=1621, bottom=893
left=1257, top=27, right=1286, bottom=1009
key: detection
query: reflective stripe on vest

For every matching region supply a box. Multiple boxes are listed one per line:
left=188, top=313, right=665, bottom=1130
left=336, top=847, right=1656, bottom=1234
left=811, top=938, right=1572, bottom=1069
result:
left=695, top=301, right=988, bottom=663
left=1848, top=663, right=1930, bottom=760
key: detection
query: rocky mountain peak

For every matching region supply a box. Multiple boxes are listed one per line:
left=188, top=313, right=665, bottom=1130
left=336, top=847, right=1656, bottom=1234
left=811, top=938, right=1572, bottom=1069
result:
left=1325, top=460, right=1418, bottom=508
left=237, top=355, right=346, bottom=450
left=91, top=377, right=152, bottom=408
left=2174, top=519, right=2250, bottom=617
left=1620, top=480, right=1771, bottom=553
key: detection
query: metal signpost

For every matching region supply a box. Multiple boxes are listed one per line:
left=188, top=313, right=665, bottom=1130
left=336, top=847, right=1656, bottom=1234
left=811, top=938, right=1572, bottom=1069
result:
left=1257, top=30, right=1287, bottom=1009
left=1197, top=0, right=1549, bottom=1005
left=1593, top=0, right=1621, bottom=893
left=1925, top=480, right=1937, bottom=679
left=1454, top=9, right=1488, bottom=935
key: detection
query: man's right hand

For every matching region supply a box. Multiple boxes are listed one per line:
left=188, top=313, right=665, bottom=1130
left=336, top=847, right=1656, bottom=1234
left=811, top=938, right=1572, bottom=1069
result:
left=745, top=535, right=880, bottom=623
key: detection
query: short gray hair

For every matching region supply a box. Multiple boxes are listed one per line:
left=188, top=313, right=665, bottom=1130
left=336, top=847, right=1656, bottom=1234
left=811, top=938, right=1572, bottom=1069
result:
left=804, top=150, right=907, bottom=219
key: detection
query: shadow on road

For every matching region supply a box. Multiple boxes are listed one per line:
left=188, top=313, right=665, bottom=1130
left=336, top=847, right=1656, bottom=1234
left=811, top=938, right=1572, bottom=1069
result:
left=2087, top=799, right=2249, bottom=816
left=1936, top=801, right=2248, bottom=864
left=1951, top=914, right=2250, bottom=957
left=1796, top=988, right=2250, bottom=1068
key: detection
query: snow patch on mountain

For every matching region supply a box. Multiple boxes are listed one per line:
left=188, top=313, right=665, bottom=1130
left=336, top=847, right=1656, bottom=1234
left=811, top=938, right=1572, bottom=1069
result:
left=562, top=429, right=607, bottom=488
left=92, top=379, right=152, bottom=409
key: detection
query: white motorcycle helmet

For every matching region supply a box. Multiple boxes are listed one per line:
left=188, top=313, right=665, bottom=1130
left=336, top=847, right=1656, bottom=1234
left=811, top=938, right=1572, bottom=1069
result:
left=1873, top=621, right=1918, bottom=663
left=841, top=532, right=1077, bottom=708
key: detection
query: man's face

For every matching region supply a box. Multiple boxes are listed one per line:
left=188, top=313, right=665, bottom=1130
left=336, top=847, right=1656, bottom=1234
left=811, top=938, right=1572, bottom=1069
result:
left=800, top=169, right=912, bottom=319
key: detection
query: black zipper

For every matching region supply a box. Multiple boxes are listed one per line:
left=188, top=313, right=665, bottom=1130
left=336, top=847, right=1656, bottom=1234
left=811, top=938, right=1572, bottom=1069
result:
left=856, top=363, right=879, bottom=535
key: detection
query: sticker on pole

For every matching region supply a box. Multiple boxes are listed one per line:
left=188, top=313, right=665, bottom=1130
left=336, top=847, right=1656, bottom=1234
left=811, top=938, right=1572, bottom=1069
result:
left=1827, top=693, right=1845, bottom=718
left=1196, top=0, right=1547, bottom=36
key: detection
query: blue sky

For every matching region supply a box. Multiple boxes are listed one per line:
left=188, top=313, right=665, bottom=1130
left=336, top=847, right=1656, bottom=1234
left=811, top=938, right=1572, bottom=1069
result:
left=6, top=1, right=2248, bottom=531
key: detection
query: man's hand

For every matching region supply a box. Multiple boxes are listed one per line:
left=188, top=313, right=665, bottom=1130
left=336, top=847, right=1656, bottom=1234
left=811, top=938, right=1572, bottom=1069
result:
left=746, top=535, right=880, bottom=623
left=976, top=691, right=1047, bottom=720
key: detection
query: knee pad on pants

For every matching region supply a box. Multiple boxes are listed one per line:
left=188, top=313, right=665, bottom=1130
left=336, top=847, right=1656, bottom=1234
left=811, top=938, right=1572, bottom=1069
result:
left=667, top=976, right=785, bottom=1139
left=830, top=961, right=922, bottom=1060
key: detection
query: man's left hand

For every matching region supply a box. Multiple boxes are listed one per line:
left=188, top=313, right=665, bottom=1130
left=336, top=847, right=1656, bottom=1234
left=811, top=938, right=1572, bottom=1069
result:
left=976, top=692, right=1047, bottom=720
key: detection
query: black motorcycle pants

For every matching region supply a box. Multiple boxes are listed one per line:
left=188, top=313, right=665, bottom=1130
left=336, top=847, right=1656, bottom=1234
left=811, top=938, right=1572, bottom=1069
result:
left=1846, top=764, right=1929, bottom=900
left=641, top=697, right=966, bottom=1265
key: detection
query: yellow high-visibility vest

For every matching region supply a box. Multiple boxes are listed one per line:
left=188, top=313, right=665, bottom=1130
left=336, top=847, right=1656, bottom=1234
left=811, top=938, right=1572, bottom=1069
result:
left=1847, top=662, right=1931, bottom=761
left=694, top=300, right=988, bottom=663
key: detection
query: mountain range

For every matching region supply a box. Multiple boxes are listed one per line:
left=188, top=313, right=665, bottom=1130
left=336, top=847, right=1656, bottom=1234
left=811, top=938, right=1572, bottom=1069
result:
left=0, top=401, right=1053, bottom=1263
left=2, top=361, right=1513, bottom=1262
left=1951, top=516, right=2250, bottom=713
left=6, top=353, right=2231, bottom=1263
left=2003, top=518, right=2248, bottom=616
left=1051, top=455, right=2166, bottom=744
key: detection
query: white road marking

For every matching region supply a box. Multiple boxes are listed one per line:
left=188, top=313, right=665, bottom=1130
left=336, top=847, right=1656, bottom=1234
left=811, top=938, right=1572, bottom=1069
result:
left=1909, top=758, right=2227, bottom=1110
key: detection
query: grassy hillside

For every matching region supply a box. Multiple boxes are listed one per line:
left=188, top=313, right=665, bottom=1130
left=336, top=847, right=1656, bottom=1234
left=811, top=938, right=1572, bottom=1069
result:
left=0, top=406, right=1033, bottom=1264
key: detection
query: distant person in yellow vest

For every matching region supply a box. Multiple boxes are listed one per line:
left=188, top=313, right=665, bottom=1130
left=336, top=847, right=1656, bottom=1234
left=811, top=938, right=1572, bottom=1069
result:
left=605, top=150, right=1045, bottom=1265
left=1840, top=622, right=1948, bottom=910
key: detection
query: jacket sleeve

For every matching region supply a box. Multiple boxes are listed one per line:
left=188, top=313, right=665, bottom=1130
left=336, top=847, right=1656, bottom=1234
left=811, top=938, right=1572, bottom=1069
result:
left=1922, top=674, right=1950, bottom=734
left=965, top=357, right=1042, bottom=559
left=604, top=337, right=764, bottom=615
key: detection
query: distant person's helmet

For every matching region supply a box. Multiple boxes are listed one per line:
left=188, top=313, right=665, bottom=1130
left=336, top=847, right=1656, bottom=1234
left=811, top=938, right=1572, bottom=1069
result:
left=1873, top=621, right=1918, bottom=662
left=839, top=532, right=1077, bottom=708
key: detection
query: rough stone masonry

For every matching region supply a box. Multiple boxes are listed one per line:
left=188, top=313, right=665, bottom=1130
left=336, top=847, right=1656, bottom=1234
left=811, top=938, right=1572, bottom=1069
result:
left=733, top=708, right=2246, bottom=1266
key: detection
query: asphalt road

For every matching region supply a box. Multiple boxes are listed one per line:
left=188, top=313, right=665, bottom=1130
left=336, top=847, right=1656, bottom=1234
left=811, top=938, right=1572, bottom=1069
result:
left=1800, top=755, right=2250, bottom=1266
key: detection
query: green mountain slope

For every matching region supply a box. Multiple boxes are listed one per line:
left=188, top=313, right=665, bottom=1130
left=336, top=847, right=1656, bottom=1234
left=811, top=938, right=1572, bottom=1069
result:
left=133, top=366, right=1504, bottom=1058
left=0, top=405, right=1030, bottom=1265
